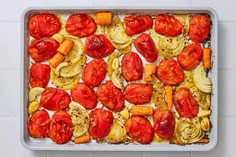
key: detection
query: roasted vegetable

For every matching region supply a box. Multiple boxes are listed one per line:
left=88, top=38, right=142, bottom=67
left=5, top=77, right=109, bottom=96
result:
left=156, top=36, right=185, bottom=58
left=106, top=121, right=127, bottom=143
left=68, top=101, right=90, bottom=138
left=193, top=64, right=212, bottom=93
left=175, top=117, right=204, bottom=144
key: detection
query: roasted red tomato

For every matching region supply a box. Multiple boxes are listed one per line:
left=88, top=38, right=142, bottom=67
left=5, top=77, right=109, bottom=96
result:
left=134, top=33, right=158, bottom=62
left=153, top=110, right=175, bottom=139
left=84, top=34, right=115, bottom=58
left=40, top=87, right=71, bottom=111
left=123, top=83, right=153, bottom=105
left=82, top=58, right=107, bottom=87
left=174, top=87, right=199, bottom=118
left=124, top=15, right=153, bottom=36
left=49, top=110, right=73, bottom=144
left=28, top=38, right=59, bottom=62
left=154, top=14, right=183, bottom=36
left=121, top=52, right=143, bottom=81
left=89, top=108, right=114, bottom=139
left=96, top=81, right=124, bottom=112
left=66, top=14, right=97, bottom=38
left=29, top=13, right=61, bottom=39
left=30, top=63, right=50, bottom=88
left=28, top=110, right=50, bottom=138
left=125, top=116, right=154, bottom=144
left=189, top=15, right=210, bottom=43
left=177, top=43, right=203, bottom=70
left=71, top=83, right=97, bottom=109
left=156, top=59, right=184, bottom=86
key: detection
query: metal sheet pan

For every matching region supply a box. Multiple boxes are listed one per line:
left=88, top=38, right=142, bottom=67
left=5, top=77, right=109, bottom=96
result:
left=20, top=6, right=218, bottom=151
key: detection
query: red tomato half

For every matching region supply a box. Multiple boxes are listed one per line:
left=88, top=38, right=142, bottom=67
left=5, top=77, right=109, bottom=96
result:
left=134, top=33, right=158, bottom=62
left=89, top=108, right=114, bottom=139
left=123, top=83, right=153, bottom=105
left=189, top=15, right=210, bottom=43
left=124, top=15, right=153, bottom=36
left=85, top=34, right=115, bottom=58
left=28, top=38, right=59, bottom=62
left=125, top=116, right=154, bottom=144
left=153, top=110, right=175, bottom=139
left=174, top=87, right=199, bottom=118
left=177, top=43, right=203, bottom=70
left=156, top=59, right=184, bottom=86
left=29, top=13, right=61, bottom=39
left=96, top=81, right=124, bottom=112
left=49, top=110, right=73, bottom=144
left=66, top=14, right=97, bottom=38
left=71, top=83, right=97, bottom=109
left=82, top=58, right=107, bottom=87
left=154, top=15, right=183, bottom=36
left=30, top=63, right=50, bottom=88
left=28, top=109, right=50, bottom=138
left=40, top=87, right=71, bottom=111
left=121, top=52, right=143, bottom=81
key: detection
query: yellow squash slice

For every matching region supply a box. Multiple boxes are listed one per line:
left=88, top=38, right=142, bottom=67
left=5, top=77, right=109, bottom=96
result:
left=68, top=101, right=90, bottom=138
left=50, top=69, right=79, bottom=90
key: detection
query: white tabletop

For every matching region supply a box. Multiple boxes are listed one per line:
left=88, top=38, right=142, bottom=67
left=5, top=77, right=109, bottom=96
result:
left=0, top=0, right=235, bottom=156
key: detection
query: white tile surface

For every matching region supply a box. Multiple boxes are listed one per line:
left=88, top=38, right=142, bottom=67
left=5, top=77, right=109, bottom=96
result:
left=95, top=152, right=142, bottom=157
left=218, top=22, right=236, bottom=69
left=1, top=0, right=236, bottom=157
left=218, top=69, right=236, bottom=117
left=0, top=117, right=46, bottom=157
left=0, top=22, right=21, bottom=69
left=92, top=0, right=191, bottom=6
left=191, top=117, right=236, bottom=157
left=191, top=0, right=236, bottom=21
left=46, top=0, right=92, bottom=6
left=0, top=69, right=20, bottom=116
left=143, top=152, right=190, bottom=157
left=0, top=0, right=46, bottom=21
left=47, top=151, right=93, bottom=157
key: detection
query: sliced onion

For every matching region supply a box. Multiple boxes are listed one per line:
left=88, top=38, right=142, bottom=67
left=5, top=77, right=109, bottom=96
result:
left=176, top=117, right=204, bottom=144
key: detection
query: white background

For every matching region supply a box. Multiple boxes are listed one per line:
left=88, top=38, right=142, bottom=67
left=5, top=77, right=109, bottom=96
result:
left=0, top=0, right=235, bottom=156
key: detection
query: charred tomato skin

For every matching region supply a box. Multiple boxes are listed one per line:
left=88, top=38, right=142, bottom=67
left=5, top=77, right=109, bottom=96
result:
left=82, top=58, right=107, bottom=87
left=40, top=87, right=71, bottom=111
left=156, top=58, right=184, bottom=86
left=189, top=15, right=210, bottom=43
left=28, top=37, right=59, bottom=62
left=174, top=87, right=199, bottom=118
left=134, top=33, right=158, bottom=62
left=28, top=109, right=50, bottom=138
left=71, top=83, right=97, bottom=110
left=30, top=63, right=50, bottom=88
left=177, top=43, right=203, bottom=70
left=153, top=109, right=175, bottom=139
left=125, top=116, right=154, bottom=144
left=124, top=15, right=153, bottom=36
left=123, top=83, right=153, bottom=105
left=49, top=110, right=73, bottom=144
left=154, top=14, right=183, bottom=37
left=66, top=14, right=97, bottom=38
left=29, top=13, right=61, bottom=39
left=121, top=52, right=143, bottom=81
left=85, top=34, right=115, bottom=58
left=89, top=108, right=114, bottom=139
left=96, top=81, right=124, bottom=112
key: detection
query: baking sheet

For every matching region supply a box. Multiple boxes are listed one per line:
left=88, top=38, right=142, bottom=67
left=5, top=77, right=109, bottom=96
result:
left=20, top=6, right=218, bottom=151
